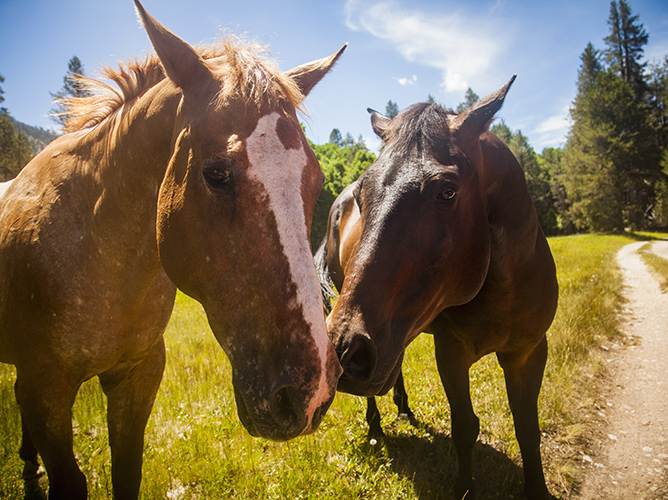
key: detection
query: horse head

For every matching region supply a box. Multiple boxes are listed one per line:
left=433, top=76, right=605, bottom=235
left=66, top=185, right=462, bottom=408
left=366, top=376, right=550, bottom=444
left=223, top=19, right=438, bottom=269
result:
left=327, top=77, right=515, bottom=396
left=135, top=1, right=343, bottom=440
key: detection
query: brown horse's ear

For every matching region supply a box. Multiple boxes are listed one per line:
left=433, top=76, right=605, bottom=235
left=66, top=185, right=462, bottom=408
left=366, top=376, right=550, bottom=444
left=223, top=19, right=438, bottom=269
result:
left=285, top=44, right=347, bottom=97
left=367, top=108, right=391, bottom=139
left=451, top=75, right=516, bottom=136
left=134, top=0, right=211, bottom=94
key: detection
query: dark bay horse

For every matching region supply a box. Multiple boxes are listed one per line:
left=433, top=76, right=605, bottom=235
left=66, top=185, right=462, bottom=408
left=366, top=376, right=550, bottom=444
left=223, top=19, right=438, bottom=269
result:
left=0, top=2, right=344, bottom=498
left=316, top=77, right=558, bottom=499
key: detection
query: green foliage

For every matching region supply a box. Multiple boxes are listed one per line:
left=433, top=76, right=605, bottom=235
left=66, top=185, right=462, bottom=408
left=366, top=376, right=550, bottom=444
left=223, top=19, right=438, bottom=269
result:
left=648, top=55, right=668, bottom=151
left=561, top=6, right=663, bottom=233
left=0, top=75, right=33, bottom=181
left=309, top=136, right=376, bottom=248
left=0, top=110, right=33, bottom=181
left=11, top=117, right=58, bottom=154
left=564, top=63, right=660, bottom=231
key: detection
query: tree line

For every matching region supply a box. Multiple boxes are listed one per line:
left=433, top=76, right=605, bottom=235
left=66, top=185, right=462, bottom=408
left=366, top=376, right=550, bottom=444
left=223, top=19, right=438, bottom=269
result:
left=0, top=57, right=84, bottom=182
left=0, top=75, right=33, bottom=182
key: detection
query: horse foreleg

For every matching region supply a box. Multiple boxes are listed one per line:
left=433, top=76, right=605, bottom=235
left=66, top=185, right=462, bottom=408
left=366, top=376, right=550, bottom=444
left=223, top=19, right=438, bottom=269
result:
left=365, top=368, right=416, bottom=439
left=14, top=369, right=86, bottom=500
left=14, top=398, right=45, bottom=497
left=392, top=370, right=415, bottom=424
left=497, top=336, right=551, bottom=500
left=434, top=334, right=478, bottom=500
left=14, top=380, right=40, bottom=469
left=365, top=397, right=384, bottom=439
left=100, top=339, right=166, bottom=500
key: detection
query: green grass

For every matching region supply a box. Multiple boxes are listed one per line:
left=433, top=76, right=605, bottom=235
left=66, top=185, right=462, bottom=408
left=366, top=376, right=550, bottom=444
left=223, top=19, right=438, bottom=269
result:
left=638, top=239, right=668, bottom=292
left=0, top=233, right=660, bottom=499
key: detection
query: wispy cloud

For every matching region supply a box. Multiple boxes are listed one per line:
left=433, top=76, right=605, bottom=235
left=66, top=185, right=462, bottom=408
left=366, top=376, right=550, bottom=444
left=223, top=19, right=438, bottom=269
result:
left=344, top=0, right=507, bottom=92
left=532, top=105, right=571, bottom=149
left=395, top=74, right=417, bottom=86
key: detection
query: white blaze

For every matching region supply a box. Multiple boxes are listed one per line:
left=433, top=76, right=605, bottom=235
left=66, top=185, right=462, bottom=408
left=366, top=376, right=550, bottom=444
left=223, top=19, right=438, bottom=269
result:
left=245, top=112, right=331, bottom=427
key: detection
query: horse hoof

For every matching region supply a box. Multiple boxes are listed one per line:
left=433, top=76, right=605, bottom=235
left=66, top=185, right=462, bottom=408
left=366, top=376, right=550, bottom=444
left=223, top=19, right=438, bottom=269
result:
left=367, top=427, right=385, bottom=440
left=396, top=412, right=418, bottom=427
left=22, top=461, right=44, bottom=481
left=23, top=463, right=46, bottom=500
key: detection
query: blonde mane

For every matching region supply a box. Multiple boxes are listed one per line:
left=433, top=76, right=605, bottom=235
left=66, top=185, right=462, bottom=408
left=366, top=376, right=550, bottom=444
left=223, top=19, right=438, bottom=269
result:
left=59, top=37, right=305, bottom=133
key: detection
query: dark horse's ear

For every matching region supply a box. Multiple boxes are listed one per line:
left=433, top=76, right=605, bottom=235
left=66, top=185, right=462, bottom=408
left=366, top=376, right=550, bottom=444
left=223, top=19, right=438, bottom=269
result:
left=451, top=75, right=516, bottom=137
left=134, top=0, right=212, bottom=95
left=367, top=108, right=391, bottom=139
left=285, top=44, right=347, bottom=98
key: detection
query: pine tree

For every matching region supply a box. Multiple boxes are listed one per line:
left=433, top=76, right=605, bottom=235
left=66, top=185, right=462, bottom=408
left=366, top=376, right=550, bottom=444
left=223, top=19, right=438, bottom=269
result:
left=648, top=56, right=668, bottom=150
left=385, top=100, right=399, bottom=119
left=456, top=88, right=480, bottom=113
left=49, top=56, right=91, bottom=129
left=603, top=0, right=648, bottom=100
left=0, top=74, right=5, bottom=110
left=0, top=75, right=34, bottom=181
left=564, top=42, right=660, bottom=231
left=648, top=57, right=668, bottom=227
left=0, top=110, right=33, bottom=181
left=329, top=128, right=343, bottom=147
left=577, top=43, right=604, bottom=93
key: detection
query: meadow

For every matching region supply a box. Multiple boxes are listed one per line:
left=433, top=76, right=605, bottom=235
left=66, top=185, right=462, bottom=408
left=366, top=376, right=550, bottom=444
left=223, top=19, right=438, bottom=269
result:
left=0, top=233, right=665, bottom=499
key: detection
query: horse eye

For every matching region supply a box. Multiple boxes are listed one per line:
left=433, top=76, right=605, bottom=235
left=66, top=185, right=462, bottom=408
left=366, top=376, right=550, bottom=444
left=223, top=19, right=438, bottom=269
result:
left=438, top=185, right=458, bottom=202
left=203, top=163, right=233, bottom=191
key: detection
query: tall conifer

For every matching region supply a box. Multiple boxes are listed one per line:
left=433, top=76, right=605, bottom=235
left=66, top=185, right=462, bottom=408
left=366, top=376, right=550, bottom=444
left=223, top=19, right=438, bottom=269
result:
left=603, top=0, right=648, bottom=100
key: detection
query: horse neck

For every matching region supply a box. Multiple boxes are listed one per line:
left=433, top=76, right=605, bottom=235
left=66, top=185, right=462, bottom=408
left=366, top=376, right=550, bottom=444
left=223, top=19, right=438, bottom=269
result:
left=480, top=133, right=541, bottom=263
left=74, top=82, right=182, bottom=268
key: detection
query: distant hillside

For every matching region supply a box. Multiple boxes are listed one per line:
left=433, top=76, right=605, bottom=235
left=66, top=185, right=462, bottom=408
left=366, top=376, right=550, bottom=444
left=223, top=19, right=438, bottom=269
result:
left=10, top=117, right=59, bottom=154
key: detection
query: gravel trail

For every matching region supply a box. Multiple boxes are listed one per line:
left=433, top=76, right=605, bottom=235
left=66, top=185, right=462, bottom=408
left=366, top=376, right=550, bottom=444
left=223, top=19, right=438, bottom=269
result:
left=577, top=241, right=668, bottom=499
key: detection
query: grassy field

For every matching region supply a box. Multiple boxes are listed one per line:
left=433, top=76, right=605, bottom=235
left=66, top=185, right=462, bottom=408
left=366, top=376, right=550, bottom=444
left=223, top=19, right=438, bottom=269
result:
left=0, top=233, right=666, bottom=499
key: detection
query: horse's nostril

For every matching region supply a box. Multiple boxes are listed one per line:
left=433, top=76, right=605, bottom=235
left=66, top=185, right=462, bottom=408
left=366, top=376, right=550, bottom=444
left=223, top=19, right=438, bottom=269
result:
left=269, top=384, right=306, bottom=430
left=341, top=335, right=376, bottom=382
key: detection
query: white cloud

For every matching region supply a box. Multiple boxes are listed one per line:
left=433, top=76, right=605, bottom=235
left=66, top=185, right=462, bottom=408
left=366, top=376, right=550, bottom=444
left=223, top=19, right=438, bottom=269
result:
left=344, top=0, right=506, bottom=92
left=532, top=106, right=571, bottom=149
left=395, top=74, right=417, bottom=86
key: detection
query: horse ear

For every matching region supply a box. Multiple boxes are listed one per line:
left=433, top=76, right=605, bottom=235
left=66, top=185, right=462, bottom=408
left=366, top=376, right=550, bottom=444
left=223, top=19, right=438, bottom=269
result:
left=134, top=0, right=211, bottom=94
left=367, top=108, right=391, bottom=139
left=451, top=75, right=516, bottom=136
left=285, top=44, right=347, bottom=97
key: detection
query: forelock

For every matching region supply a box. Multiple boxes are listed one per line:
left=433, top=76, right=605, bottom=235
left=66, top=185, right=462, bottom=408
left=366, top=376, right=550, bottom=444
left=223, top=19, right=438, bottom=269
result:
left=384, top=103, right=454, bottom=158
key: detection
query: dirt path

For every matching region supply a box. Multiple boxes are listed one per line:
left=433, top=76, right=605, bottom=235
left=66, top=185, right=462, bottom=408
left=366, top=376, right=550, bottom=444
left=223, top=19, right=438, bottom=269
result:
left=577, top=241, right=668, bottom=499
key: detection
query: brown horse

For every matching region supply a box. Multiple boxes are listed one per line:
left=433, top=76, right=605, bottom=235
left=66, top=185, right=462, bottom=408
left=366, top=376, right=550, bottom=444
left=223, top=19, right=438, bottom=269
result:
left=0, top=2, right=344, bottom=498
left=316, top=77, right=558, bottom=499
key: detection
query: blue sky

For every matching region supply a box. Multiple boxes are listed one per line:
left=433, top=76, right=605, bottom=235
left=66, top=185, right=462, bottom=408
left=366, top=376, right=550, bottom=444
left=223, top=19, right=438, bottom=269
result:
left=1, top=0, right=667, bottom=152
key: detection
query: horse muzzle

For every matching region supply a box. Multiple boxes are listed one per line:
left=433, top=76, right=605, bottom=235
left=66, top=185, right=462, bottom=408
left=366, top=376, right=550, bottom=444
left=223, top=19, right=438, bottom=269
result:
left=232, top=364, right=338, bottom=441
left=333, top=331, right=403, bottom=397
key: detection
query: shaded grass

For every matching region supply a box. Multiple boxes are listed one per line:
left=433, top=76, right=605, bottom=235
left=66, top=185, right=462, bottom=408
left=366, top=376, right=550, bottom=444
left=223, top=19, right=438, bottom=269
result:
left=0, top=232, right=661, bottom=499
